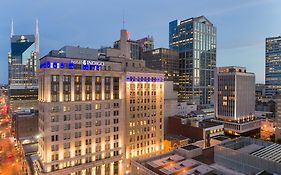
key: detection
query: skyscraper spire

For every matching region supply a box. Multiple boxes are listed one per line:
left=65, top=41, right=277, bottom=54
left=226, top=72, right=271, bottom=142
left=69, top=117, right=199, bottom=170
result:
left=35, top=18, right=40, bottom=53
left=10, top=19, right=14, bottom=38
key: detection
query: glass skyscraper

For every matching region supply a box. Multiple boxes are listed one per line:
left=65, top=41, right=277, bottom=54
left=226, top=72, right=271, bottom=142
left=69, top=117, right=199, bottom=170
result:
left=265, top=36, right=281, bottom=98
left=8, top=21, right=39, bottom=110
left=169, top=16, right=216, bottom=105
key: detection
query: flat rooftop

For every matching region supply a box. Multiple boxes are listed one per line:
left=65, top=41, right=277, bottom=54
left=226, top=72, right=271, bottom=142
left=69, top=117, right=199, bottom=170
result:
left=146, top=153, right=213, bottom=175
left=212, top=135, right=230, bottom=142
left=251, top=143, right=281, bottom=164
left=218, top=137, right=281, bottom=164
left=165, top=134, right=188, bottom=141
left=181, top=145, right=200, bottom=151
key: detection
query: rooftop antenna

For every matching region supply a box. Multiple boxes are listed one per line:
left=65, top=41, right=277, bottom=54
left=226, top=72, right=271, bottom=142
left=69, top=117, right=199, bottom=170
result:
left=122, top=9, right=125, bottom=29
left=10, top=19, right=14, bottom=38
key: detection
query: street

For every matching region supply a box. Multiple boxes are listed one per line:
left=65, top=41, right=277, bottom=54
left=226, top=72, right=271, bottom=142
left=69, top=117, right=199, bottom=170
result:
left=0, top=116, right=23, bottom=175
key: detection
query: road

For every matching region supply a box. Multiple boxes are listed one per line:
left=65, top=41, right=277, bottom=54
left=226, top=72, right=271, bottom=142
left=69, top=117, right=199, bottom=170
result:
left=0, top=116, right=23, bottom=175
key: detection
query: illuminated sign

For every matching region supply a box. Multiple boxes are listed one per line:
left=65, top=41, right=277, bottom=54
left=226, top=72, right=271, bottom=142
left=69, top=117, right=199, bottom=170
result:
left=152, top=49, right=160, bottom=55
left=70, top=60, right=104, bottom=66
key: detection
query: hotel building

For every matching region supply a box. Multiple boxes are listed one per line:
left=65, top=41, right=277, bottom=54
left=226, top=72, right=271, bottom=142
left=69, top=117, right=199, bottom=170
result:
left=214, top=66, right=260, bottom=136
left=36, top=29, right=164, bottom=175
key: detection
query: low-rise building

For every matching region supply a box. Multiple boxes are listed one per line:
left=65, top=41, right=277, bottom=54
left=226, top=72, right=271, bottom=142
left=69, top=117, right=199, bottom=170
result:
left=167, top=116, right=224, bottom=147
left=131, top=145, right=214, bottom=175
left=163, top=134, right=189, bottom=152
left=13, top=108, right=39, bottom=143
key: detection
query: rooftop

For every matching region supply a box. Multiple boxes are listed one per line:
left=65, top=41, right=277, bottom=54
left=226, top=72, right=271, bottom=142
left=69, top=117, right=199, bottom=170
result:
left=165, top=134, right=189, bottom=141
left=218, top=137, right=281, bottom=164
left=142, top=152, right=214, bottom=175
left=181, top=145, right=200, bottom=151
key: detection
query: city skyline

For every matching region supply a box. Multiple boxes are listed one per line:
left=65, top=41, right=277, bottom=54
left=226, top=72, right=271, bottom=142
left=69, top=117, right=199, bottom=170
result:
left=0, top=0, right=281, bottom=84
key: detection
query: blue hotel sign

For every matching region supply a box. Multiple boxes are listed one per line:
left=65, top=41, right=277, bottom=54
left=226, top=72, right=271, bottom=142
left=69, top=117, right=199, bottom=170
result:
left=40, top=59, right=104, bottom=71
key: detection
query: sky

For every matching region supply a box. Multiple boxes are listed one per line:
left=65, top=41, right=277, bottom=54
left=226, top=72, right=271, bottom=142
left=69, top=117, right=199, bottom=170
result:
left=0, top=0, right=281, bottom=84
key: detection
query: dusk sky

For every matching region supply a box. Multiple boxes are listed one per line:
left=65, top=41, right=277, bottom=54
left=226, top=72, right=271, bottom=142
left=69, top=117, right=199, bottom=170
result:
left=1, top=0, right=281, bottom=84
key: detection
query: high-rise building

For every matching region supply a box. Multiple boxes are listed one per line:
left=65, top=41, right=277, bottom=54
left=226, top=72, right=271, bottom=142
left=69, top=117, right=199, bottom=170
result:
left=169, top=16, right=216, bottom=105
left=142, top=48, right=179, bottom=90
left=36, top=29, right=164, bottom=175
left=8, top=20, right=39, bottom=111
left=214, top=66, right=260, bottom=136
left=265, top=36, right=281, bottom=98
left=114, top=34, right=154, bottom=60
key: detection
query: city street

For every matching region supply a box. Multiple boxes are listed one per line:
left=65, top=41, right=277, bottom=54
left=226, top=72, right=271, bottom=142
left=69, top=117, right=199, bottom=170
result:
left=0, top=116, right=23, bottom=175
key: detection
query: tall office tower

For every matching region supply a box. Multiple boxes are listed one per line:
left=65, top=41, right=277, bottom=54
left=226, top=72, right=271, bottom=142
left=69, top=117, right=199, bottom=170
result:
left=169, top=16, right=216, bottom=105
left=114, top=34, right=154, bottom=60
left=214, top=66, right=260, bottom=136
left=265, top=36, right=281, bottom=98
left=142, top=48, right=179, bottom=90
left=36, top=29, right=164, bottom=175
left=8, top=20, right=39, bottom=111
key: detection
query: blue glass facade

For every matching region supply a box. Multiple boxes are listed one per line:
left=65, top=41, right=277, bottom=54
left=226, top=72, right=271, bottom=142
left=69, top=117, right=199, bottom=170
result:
left=169, top=16, right=216, bottom=105
left=9, top=35, right=38, bottom=88
left=265, top=36, right=281, bottom=98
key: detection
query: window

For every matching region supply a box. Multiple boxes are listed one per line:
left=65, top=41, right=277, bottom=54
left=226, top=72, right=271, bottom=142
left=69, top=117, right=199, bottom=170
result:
left=86, top=139, right=92, bottom=145
left=75, top=105, right=82, bottom=111
left=85, top=113, right=92, bottom=119
left=51, top=125, right=59, bottom=132
left=63, top=133, right=71, bottom=140
left=95, top=104, right=101, bottom=110
left=64, top=142, right=70, bottom=149
left=51, top=135, right=59, bottom=142
left=64, top=151, right=70, bottom=159
left=51, top=145, right=59, bottom=151
left=85, top=130, right=92, bottom=136
left=75, top=132, right=81, bottom=138
left=51, top=154, right=59, bottom=161
left=51, top=115, right=59, bottom=122
left=75, top=122, right=82, bottom=129
left=75, top=141, right=81, bottom=147
left=64, top=114, right=71, bottom=121
left=85, top=121, right=92, bottom=128
left=113, top=110, right=119, bottom=116
left=96, top=137, right=101, bottom=143
left=64, top=124, right=70, bottom=130
left=114, top=118, right=119, bottom=124
left=51, top=164, right=59, bottom=171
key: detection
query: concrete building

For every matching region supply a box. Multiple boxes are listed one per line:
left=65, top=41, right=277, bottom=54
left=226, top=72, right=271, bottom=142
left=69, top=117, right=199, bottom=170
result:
left=143, top=48, right=179, bottom=90
left=114, top=34, right=154, bottom=60
left=8, top=20, right=39, bottom=111
left=13, top=108, right=39, bottom=143
left=164, top=81, right=197, bottom=133
left=169, top=16, right=216, bottom=105
left=215, top=137, right=281, bottom=174
left=36, top=29, right=164, bottom=175
left=214, top=66, right=260, bottom=136
left=265, top=36, right=281, bottom=98
left=167, top=116, right=224, bottom=148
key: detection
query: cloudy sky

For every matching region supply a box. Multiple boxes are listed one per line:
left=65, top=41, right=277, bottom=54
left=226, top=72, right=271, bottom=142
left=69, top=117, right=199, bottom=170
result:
left=0, top=0, right=281, bottom=84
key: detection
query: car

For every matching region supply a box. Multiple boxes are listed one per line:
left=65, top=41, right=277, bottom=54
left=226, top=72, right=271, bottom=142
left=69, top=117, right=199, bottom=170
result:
left=6, top=153, right=13, bottom=161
